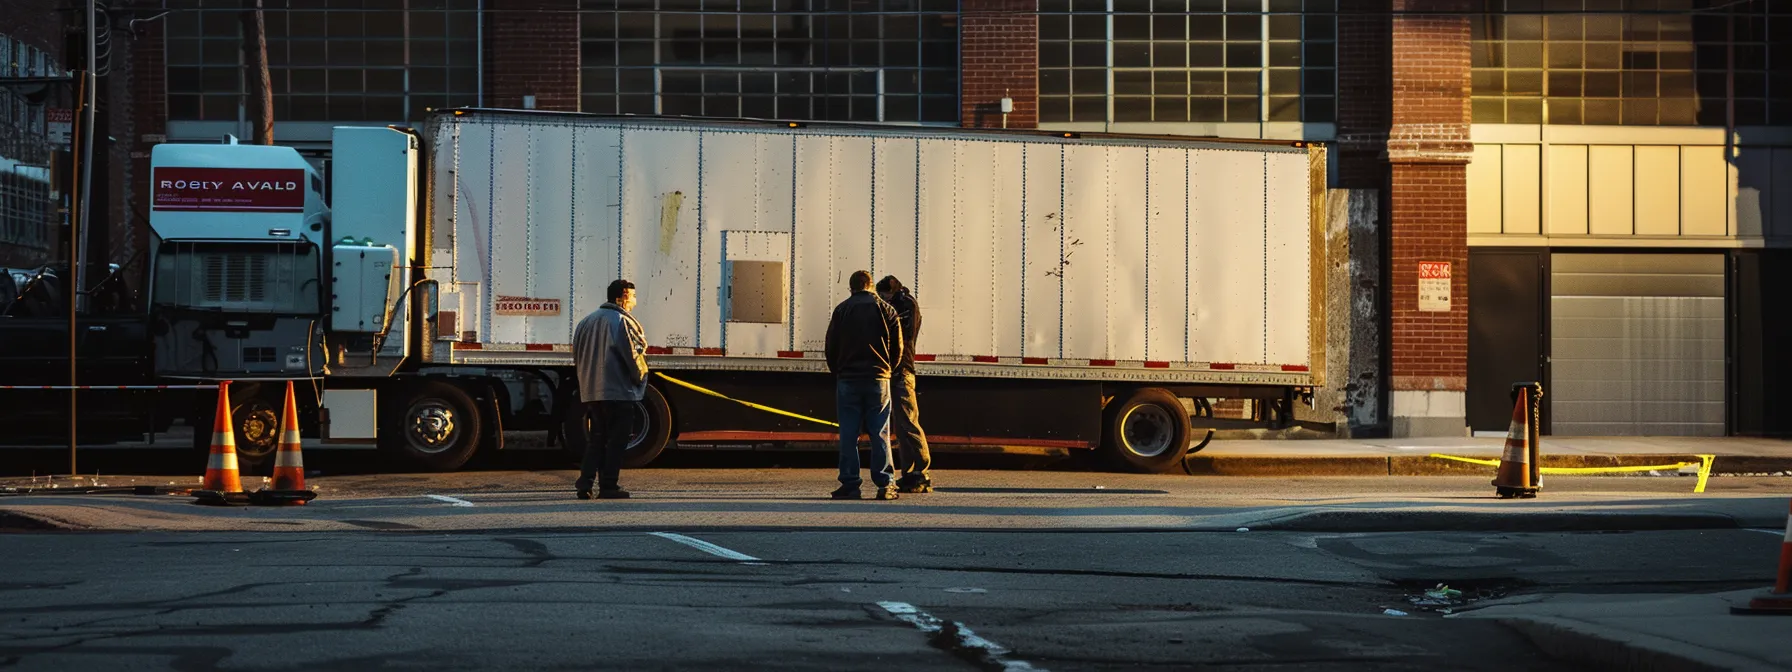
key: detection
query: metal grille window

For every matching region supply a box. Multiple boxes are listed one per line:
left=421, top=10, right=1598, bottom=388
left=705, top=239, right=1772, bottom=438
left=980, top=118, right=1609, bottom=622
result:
left=579, top=0, right=962, bottom=123
left=163, top=0, right=482, bottom=123
left=1471, top=0, right=1790, bottom=126
left=0, top=170, right=53, bottom=252
left=1038, top=0, right=1337, bottom=124
left=1, top=35, right=60, bottom=168
left=154, top=242, right=322, bottom=313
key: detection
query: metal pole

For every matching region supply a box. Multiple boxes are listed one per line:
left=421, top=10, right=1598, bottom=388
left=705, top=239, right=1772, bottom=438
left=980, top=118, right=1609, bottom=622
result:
left=68, top=69, right=89, bottom=477
left=76, top=0, right=97, bottom=315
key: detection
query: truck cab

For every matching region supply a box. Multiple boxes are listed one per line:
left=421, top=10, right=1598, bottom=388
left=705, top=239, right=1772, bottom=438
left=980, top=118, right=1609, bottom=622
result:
left=147, top=141, right=332, bottom=462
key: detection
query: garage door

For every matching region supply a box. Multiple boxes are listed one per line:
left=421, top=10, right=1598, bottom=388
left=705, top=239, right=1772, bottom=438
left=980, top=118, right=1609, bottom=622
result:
left=1550, top=254, right=1725, bottom=436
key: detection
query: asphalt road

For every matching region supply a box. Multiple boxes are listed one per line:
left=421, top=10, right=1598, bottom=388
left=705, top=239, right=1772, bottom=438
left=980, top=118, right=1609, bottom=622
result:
left=2, top=469, right=1786, bottom=671
left=5, top=526, right=1778, bottom=671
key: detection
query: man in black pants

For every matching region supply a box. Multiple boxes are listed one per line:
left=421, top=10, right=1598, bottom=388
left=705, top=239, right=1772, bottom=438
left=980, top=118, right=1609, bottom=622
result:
left=877, top=275, right=933, bottom=493
left=572, top=279, right=648, bottom=500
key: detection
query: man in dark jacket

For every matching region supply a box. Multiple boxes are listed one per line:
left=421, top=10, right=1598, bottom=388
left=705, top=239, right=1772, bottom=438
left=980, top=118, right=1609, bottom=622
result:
left=877, top=275, right=932, bottom=493
left=571, top=279, right=648, bottom=500
left=823, top=270, right=905, bottom=500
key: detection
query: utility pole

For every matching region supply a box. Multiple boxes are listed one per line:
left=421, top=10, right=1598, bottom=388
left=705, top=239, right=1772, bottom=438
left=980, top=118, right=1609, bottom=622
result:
left=242, top=0, right=273, bottom=144
left=68, top=0, right=100, bottom=475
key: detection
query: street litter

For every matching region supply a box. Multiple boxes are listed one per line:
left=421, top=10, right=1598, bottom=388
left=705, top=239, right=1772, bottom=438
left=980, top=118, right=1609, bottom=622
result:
left=1236, top=527, right=1250, bottom=532
left=1381, top=609, right=1408, bottom=616
left=1402, top=583, right=1505, bottom=613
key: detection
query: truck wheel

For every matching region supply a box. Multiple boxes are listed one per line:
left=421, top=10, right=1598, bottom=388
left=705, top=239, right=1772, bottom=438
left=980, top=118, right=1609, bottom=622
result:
left=387, top=381, right=482, bottom=472
left=230, top=385, right=282, bottom=475
left=560, top=385, right=673, bottom=469
left=1100, top=387, right=1191, bottom=474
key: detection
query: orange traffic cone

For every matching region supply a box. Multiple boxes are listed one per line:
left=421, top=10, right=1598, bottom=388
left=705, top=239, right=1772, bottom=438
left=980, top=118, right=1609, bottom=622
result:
left=252, top=381, right=317, bottom=506
left=1733, top=499, right=1792, bottom=615
left=194, top=381, right=248, bottom=506
left=1492, top=383, right=1541, bottom=499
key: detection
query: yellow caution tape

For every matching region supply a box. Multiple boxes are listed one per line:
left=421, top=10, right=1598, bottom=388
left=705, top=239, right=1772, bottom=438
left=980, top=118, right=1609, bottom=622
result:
left=654, top=372, right=839, bottom=428
left=1427, top=453, right=1717, bottom=494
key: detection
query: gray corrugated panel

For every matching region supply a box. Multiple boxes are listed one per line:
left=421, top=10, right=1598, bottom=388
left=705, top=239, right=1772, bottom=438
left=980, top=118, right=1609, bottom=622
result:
left=1549, top=254, right=1726, bottom=437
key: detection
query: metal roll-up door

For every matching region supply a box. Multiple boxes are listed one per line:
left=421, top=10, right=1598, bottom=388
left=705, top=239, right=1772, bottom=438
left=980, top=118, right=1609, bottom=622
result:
left=1550, top=253, right=1726, bottom=436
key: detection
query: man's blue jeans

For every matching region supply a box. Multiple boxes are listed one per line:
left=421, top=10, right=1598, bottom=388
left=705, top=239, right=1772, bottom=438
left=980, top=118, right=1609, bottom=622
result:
left=836, top=377, right=895, bottom=489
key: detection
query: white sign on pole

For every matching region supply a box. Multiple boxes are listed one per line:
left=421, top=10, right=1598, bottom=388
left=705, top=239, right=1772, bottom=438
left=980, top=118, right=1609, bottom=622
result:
left=47, top=107, right=73, bottom=148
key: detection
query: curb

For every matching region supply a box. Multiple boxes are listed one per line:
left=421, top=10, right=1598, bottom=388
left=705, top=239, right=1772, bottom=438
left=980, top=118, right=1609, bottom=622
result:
left=1182, top=454, right=1792, bottom=477
left=1495, top=616, right=1775, bottom=672
left=0, top=508, right=77, bottom=532
left=1247, top=510, right=1740, bottom=533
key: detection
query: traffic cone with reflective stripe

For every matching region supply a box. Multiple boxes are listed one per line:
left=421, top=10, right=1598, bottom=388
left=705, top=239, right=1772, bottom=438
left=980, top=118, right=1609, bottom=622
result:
left=1733, top=499, right=1792, bottom=615
left=193, top=381, right=248, bottom=506
left=1492, top=383, right=1541, bottom=499
left=252, top=381, right=316, bottom=506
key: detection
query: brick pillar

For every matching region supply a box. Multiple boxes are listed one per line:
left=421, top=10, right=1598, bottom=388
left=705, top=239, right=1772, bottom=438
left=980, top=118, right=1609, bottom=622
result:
left=1385, top=0, right=1473, bottom=437
left=485, top=0, right=580, bottom=112
left=123, top=22, right=166, bottom=286
left=959, top=0, right=1036, bottom=129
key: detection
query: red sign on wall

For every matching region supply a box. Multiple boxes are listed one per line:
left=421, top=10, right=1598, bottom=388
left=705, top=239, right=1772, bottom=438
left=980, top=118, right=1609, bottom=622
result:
left=152, top=167, right=306, bottom=213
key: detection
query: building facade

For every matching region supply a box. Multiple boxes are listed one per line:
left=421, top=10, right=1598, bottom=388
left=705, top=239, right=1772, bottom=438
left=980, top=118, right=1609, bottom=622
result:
left=51, top=0, right=1792, bottom=436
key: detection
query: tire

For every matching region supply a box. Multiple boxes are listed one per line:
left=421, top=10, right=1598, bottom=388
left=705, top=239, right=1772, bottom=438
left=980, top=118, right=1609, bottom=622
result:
left=560, top=384, right=673, bottom=470
left=1100, top=387, right=1192, bottom=474
left=385, top=381, right=483, bottom=472
left=192, top=383, right=280, bottom=475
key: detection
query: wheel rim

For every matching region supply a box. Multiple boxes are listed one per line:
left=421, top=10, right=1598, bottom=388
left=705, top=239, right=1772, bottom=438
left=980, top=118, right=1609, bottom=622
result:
left=625, top=402, right=650, bottom=451
left=235, top=402, right=279, bottom=457
left=1119, top=403, right=1177, bottom=458
left=405, top=400, right=460, bottom=454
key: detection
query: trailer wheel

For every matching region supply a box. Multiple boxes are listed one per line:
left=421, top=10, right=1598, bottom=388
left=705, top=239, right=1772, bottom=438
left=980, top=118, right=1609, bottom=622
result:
left=560, top=384, right=674, bottom=469
left=387, top=381, right=482, bottom=472
left=1100, top=387, right=1191, bottom=474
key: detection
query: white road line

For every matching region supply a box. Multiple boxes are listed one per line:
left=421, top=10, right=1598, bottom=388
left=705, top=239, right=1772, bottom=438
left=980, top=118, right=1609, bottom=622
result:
left=648, top=532, right=762, bottom=562
left=424, top=494, right=475, bottom=507
left=877, top=601, right=1044, bottom=672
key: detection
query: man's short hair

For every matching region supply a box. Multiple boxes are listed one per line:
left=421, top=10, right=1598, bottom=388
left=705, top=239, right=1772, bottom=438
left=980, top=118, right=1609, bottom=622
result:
left=849, top=270, right=873, bottom=291
left=875, top=275, right=904, bottom=293
left=607, top=279, right=635, bottom=303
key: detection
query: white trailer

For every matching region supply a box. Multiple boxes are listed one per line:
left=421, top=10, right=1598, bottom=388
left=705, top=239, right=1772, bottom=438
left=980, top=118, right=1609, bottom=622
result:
left=145, top=109, right=1325, bottom=473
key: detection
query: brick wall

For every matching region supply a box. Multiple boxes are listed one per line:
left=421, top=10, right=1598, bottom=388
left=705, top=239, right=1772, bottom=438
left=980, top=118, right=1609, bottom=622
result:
left=1386, top=0, right=1472, bottom=394
left=120, top=21, right=165, bottom=284
left=1334, top=0, right=1390, bottom=189
left=1388, top=164, right=1466, bottom=390
left=959, top=0, right=1035, bottom=129
left=485, top=0, right=581, bottom=112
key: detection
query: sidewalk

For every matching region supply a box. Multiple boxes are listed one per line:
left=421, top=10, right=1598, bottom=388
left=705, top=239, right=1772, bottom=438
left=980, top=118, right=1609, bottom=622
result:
left=1459, top=589, right=1790, bottom=672
left=1190, top=437, right=1792, bottom=476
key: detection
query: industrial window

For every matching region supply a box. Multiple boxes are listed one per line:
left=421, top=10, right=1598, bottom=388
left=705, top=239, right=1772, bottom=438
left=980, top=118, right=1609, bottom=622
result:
left=163, top=0, right=481, bottom=123
left=579, top=0, right=962, bottom=123
left=1470, top=0, right=1791, bottom=126
left=1038, top=0, right=1337, bottom=124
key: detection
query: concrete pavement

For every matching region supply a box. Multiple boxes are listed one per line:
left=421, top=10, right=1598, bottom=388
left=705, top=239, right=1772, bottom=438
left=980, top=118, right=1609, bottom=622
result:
left=1460, top=588, right=1792, bottom=672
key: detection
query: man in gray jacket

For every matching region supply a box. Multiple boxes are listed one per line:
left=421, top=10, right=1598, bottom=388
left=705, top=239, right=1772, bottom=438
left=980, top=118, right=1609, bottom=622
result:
left=572, top=279, right=648, bottom=500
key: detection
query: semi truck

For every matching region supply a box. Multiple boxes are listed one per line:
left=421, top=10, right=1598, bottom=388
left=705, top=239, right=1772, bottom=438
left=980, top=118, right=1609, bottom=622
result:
left=141, top=108, right=1326, bottom=473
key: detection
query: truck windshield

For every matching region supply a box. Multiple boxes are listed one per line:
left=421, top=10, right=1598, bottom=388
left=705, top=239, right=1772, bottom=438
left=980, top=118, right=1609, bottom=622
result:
left=153, top=241, right=322, bottom=315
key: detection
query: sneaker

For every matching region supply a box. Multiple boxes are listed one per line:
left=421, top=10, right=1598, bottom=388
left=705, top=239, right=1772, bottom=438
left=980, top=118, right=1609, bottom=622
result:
left=875, top=486, right=900, bottom=501
left=597, top=488, right=631, bottom=499
left=830, top=486, right=862, bottom=500
left=896, top=478, right=933, bottom=494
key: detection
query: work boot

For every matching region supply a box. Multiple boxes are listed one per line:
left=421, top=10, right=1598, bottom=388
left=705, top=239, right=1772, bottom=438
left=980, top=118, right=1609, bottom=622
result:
left=597, top=488, right=631, bottom=499
left=830, top=485, right=862, bottom=500
left=896, top=477, right=933, bottom=494
left=576, top=489, right=593, bottom=500
left=875, top=486, right=900, bottom=501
